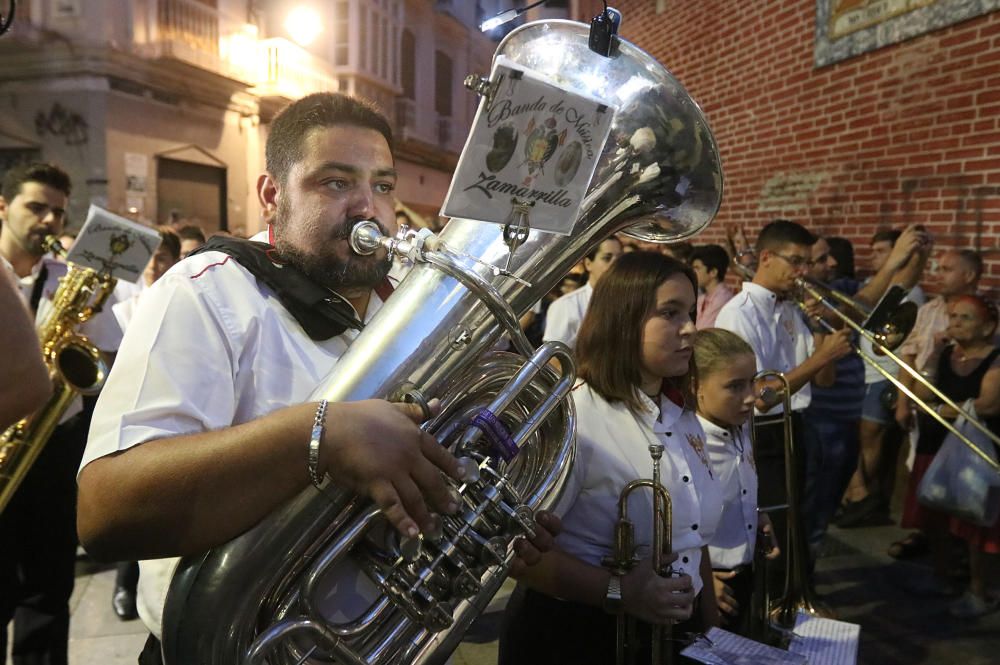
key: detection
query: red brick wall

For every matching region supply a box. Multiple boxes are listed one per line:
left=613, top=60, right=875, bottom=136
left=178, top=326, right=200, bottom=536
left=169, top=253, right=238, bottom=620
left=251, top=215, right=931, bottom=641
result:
left=574, top=1, right=1000, bottom=294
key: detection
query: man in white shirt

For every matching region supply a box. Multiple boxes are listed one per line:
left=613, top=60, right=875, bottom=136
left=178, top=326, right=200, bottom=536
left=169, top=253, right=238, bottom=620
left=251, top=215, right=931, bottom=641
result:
left=77, top=93, right=556, bottom=664
left=543, top=236, right=622, bottom=348
left=0, top=162, right=122, bottom=665
left=715, top=219, right=852, bottom=589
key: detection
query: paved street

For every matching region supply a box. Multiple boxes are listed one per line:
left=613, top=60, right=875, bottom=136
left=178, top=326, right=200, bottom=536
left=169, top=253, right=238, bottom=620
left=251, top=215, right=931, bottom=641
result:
left=7, top=518, right=997, bottom=664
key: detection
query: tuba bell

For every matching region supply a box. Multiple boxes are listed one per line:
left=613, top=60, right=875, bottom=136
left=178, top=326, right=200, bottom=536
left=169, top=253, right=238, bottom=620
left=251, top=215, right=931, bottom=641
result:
left=161, top=18, right=723, bottom=665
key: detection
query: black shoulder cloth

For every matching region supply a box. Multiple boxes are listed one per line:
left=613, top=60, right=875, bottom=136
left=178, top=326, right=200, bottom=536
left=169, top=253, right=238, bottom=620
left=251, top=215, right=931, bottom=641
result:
left=189, top=236, right=363, bottom=341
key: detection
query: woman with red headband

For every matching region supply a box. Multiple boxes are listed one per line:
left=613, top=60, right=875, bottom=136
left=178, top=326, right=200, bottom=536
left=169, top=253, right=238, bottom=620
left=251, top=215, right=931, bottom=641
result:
left=902, top=294, right=1000, bottom=618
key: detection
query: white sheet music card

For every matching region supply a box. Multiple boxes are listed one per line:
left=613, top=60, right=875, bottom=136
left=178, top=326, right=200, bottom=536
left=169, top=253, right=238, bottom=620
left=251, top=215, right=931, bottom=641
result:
left=64, top=205, right=160, bottom=284
left=441, top=55, right=615, bottom=235
left=681, top=627, right=808, bottom=665
left=789, top=613, right=860, bottom=665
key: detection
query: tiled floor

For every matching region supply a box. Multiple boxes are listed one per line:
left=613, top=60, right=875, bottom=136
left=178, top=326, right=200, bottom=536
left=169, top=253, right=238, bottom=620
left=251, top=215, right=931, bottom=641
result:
left=5, top=518, right=999, bottom=665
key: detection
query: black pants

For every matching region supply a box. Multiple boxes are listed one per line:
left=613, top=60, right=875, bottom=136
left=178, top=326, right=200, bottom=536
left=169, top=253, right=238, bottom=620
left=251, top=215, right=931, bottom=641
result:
left=0, top=406, right=91, bottom=665
left=499, top=584, right=703, bottom=665
left=116, top=561, right=139, bottom=592
left=138, top=635, right=162, bottom=665
left=752, top=412, right=806, bottom=597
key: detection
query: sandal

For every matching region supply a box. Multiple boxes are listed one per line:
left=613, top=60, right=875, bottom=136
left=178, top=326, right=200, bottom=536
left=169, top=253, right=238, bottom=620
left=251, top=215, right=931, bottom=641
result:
left=888, top=532, right=928, bottom=559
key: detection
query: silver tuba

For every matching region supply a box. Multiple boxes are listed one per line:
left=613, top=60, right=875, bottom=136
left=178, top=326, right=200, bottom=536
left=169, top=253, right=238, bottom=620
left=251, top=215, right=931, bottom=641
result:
left=161, top=19, right=723, bottom=665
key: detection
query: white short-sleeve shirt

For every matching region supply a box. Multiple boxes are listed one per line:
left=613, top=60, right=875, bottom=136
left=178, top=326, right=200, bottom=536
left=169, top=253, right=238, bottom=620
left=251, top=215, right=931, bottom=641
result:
left=715, top=282, right=815, bottom=413
left=555, top=382, right=722, bottom=596
left=81, top=239, right=386, bottom=637
left=543, top=282, right=592, bottom=348
left=699, top=415, right=758, bottom=569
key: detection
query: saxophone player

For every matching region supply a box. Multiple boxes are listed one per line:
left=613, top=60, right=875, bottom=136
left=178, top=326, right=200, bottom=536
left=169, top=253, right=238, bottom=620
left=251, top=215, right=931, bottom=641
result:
left=0, top=162, right=124, bottom=665
left=77, top=93, right=560, bottom=665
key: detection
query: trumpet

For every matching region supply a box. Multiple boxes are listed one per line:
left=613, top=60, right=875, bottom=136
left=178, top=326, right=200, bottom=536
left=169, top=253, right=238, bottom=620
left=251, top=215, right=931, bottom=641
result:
left=751, top=371, right=834, bottom=642
left=602, top=442, right=674, bottom=665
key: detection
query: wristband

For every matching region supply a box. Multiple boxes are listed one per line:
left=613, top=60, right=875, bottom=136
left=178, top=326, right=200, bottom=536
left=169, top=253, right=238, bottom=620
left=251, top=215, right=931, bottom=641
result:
left=308, top=400, right=328, bottom=488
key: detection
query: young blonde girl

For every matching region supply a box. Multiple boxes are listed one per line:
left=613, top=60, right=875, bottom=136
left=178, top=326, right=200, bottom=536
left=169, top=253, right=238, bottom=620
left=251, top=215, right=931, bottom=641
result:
left=692, top=328, right=780, bottom=635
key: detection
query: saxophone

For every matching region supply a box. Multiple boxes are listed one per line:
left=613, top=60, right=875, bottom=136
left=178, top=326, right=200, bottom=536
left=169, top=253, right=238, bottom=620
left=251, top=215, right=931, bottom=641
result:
left=0, top=237, right=115, bottom=514
left=162, top=19, right=724, bottom=665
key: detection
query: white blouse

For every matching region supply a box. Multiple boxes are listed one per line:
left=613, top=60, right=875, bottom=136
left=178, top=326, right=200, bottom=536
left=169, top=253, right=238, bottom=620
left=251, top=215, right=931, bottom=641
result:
left=555, top=382, right=722, bottom=595
left=699, top=416, right=759, bottom=569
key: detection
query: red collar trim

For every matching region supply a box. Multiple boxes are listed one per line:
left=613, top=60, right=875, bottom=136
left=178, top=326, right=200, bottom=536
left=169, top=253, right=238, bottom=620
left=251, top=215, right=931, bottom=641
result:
left=661, top=381, right=685, bottom=408
left=374, top=278, right=394, bottom=302
left=267, top=225, right=274, bottom=245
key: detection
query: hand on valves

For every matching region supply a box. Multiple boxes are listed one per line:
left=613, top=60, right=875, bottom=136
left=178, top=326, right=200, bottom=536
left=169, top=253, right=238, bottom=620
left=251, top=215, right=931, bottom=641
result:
left=620, top=554, right=696, bottom=624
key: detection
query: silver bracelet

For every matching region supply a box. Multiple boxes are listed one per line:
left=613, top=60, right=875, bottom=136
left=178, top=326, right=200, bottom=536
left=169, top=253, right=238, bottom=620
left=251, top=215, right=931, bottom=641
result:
left=308, top=400, right=328, bottom=488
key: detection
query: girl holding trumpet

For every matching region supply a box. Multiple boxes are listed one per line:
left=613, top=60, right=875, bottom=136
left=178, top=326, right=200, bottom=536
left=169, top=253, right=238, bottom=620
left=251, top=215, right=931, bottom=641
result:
left=499, top=252, right=722, bottom=664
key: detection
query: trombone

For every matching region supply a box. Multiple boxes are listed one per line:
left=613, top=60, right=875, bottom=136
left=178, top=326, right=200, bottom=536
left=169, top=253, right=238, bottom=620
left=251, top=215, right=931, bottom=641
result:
left=602, top=442, right=674, bottom=665
left=750, top=371, right=835, bottom=643
left=724, top=226, right=1000, bottom=472
left=796, top=278, right=1000, bottom=471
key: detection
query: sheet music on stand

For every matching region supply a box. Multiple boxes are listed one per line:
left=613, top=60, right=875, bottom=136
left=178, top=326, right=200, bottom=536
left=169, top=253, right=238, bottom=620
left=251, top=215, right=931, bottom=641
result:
left=788, top=613, right=860, bottom=665
left=680, top=627, right=808, bottom=665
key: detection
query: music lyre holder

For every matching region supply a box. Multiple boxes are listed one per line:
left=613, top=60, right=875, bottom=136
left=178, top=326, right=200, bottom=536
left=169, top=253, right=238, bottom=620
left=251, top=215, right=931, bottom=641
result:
left=502, top=198, right=535, bottom=274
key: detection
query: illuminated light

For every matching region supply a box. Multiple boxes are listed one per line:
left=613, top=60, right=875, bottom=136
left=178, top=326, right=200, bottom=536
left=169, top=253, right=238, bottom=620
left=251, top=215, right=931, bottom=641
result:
left=285, top=6, right=323, bottom=47
left=480, top=9, right=517, bottom=32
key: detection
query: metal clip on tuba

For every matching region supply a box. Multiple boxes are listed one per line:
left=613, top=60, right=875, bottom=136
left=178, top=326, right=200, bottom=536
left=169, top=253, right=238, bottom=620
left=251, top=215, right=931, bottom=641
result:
left=162, top=18, right=723, bottom=665
left=602, top=442, right=674, bottom=665
left=0, top=236, right=114, bottom=514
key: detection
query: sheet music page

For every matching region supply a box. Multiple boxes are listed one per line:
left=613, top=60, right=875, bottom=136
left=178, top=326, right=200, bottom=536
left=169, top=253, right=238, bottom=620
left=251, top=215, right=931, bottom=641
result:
left=441, top=55, right=615, bottom=235
left=789, top=613, right=860, bottom=665
left=64, top=205, right=160, bottom=283
left=680, top=627, right=808, bottom=665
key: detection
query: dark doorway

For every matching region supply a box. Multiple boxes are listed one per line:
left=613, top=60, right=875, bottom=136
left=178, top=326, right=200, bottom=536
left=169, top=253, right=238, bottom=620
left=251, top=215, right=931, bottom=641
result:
left=156, top=157, right=227, bottom=232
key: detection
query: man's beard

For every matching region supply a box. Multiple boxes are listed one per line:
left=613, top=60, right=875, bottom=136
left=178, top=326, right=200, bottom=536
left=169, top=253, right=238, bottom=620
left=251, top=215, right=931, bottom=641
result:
left=271, top=201, right=391, bottom=291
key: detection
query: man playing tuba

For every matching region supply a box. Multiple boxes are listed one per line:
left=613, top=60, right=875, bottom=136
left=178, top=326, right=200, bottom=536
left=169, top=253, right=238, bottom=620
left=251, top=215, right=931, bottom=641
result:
left=77, top=93, right=559, bottom=665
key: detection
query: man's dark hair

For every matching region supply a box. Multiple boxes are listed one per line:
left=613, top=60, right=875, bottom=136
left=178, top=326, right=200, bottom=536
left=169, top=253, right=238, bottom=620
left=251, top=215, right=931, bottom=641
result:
left=756, top=219, right=816, bottom=253
left=827, top=237, right=855, bottom=279
left=2, top=162, right=71, bottom=201
left=957, top=249, right=983, bottom=282
left=690, top=244, right=729, bottom=282
left=176, top=223, right=207, bottom=243
left=266, top=93, right=394, bottom=184
left=156, top=226, right=181, bottom=261
left=871, top=228, right=901, bottom=246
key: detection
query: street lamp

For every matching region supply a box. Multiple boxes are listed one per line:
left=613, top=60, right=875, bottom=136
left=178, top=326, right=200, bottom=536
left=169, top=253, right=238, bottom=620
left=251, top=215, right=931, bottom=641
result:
left=285, top=6, right=322, bottom=47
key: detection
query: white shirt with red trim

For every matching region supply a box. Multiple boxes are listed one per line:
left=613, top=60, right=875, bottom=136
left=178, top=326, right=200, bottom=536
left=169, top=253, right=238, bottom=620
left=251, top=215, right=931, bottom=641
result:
left=80, top=231, right=389, bottom=638
left=699, top=416, right=758, bottom=569
left=554, top=382, right=722, bottom=596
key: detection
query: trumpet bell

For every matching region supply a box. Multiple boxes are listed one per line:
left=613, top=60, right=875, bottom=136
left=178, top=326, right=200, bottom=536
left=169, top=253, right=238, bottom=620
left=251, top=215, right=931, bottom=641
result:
left=866, top=301, right=917, bottom=356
